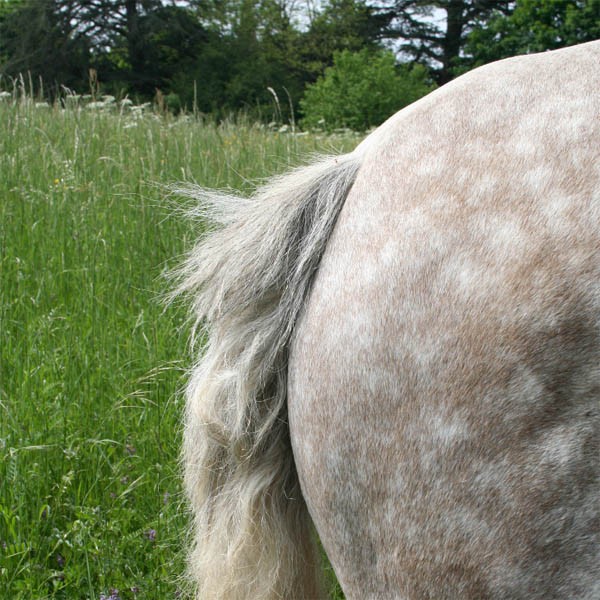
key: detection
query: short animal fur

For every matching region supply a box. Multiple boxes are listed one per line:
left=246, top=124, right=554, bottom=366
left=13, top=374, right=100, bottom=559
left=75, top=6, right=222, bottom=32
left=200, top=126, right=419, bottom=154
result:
left=175, top=41, right=600, bottom=599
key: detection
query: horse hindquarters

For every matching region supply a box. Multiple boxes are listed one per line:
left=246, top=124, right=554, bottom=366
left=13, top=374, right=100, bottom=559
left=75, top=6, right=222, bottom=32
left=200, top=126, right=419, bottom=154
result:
left=288, top=41, right=600, bottom=599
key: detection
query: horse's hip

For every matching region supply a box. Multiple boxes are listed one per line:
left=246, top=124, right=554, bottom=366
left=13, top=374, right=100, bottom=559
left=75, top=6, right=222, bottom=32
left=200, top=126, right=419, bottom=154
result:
left=288, top=175, right=600, bottom=600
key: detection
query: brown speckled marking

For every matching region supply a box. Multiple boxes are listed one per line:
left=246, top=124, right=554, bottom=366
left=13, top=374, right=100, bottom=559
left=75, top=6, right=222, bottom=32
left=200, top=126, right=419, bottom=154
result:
left=289, top=42, right=600, bottom=599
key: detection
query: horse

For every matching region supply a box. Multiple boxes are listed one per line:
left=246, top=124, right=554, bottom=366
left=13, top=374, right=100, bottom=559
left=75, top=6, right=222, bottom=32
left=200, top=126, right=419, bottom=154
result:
left=174, top=40, right=600, bottom=599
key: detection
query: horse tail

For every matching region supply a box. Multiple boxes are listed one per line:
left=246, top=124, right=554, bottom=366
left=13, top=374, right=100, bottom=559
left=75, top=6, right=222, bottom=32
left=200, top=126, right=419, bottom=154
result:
left=173, top=153, right=361, bottom=599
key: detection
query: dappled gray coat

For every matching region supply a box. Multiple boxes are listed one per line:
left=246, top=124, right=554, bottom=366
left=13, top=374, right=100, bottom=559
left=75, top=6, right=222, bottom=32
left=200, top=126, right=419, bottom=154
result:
left=175, top=41, right=600, bottom=599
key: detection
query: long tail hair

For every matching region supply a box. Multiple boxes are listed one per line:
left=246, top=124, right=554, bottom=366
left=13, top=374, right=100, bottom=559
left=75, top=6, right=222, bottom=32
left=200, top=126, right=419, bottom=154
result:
left=173, top=153, right=361, bottom=599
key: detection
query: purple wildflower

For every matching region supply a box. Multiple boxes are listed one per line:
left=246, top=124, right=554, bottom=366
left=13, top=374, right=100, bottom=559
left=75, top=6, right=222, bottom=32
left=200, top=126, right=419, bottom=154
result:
left=146, top=528, right=156, bottom=542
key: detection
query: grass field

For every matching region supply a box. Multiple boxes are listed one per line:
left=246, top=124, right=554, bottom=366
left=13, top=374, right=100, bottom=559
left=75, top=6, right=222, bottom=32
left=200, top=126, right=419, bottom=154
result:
left=0, top=95, right=360, bottom=599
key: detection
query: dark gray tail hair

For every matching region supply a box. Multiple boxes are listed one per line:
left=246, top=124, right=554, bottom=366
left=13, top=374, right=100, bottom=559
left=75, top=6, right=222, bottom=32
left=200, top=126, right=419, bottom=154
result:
left=172, top=153, right=361, bottom=599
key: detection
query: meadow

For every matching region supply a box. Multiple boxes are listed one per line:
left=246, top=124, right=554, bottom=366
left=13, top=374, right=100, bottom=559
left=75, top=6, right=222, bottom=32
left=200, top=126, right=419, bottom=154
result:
left=0, top=93, right=360, bottom=599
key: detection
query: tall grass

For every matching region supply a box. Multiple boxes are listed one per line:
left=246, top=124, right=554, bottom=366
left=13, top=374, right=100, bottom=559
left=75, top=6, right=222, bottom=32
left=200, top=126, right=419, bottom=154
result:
left=0, top=96, right=360, bottom=599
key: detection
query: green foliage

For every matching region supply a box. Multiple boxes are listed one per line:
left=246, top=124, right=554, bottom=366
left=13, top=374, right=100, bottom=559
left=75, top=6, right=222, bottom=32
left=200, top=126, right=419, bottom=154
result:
left=370, top=1, right=512, bottom=84
left=0, top=0, right=23, bottom=18
left=171, top=0, right=383, bottom=120
left=86, top=3, right=211, bottom=100
left=299, top=0, right=386, bottom=79
left=0, top=0, right=388, bottom=121
left=465, top=0, right=600, bottom=66
left=0, top=0, right=91, bottom=96
left=2, top=0, right=596, bottom=125
left=300, top=49, right=436, bottom=131
left=162, top=0, right=302, bottom=117
left=126, top=5, right=210, bottom=96
left=221, top=0, right=301, bottom=115
left=0, top=95, right=359, bottom=598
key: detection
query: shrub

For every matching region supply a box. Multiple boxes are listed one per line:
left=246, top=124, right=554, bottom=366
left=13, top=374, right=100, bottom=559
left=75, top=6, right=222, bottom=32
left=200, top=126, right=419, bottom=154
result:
left=300, top=49, right=435, bottom=131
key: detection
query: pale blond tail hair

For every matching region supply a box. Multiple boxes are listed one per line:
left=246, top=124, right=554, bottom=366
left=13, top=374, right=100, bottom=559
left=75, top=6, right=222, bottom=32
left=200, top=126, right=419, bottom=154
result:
left=172, top=154, right=361, bottom=599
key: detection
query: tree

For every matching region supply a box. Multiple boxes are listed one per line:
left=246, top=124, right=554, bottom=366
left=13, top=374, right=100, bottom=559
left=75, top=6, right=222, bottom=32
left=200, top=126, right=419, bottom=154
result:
left=465, top=0, right=600, bottom=65
left=0, top=0, right=21, bottom=18
left=0, top=0, right=215, bottom=101
left=299, top=0, right=387, bottom=78
left=98, top=4, right=210, bottom=97
left=64, top=0, right=164, bottom=94
left=0, top=0, right=91, bottom=96
left=375, top=1, right=512, bottom=83
left=300, top=48, right=436, bottom=130
left=223, top=0, right=293, bottom=109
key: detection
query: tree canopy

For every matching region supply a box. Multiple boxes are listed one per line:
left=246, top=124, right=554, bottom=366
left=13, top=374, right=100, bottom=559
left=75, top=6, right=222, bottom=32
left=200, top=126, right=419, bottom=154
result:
left=465, top=0, right=600, bottom=66
left=0, top=0, right=598, bottom=127
left=375, top=0, right=513, bottom=83
left=301, top=48, right=435, bottom=130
